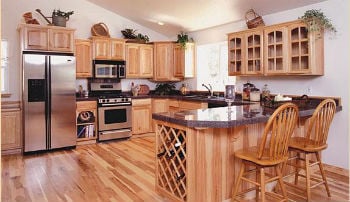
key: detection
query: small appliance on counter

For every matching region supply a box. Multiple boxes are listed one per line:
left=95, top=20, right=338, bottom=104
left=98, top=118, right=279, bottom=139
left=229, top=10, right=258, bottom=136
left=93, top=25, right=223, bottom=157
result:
left=250, top=88, right=261, bottom=102
left=242, top=82, right=255, bottom=101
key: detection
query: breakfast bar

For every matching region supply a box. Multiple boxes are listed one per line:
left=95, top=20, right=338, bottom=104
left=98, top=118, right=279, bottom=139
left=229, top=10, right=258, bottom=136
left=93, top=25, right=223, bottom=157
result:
left=152, top=101, right=342, bottom=202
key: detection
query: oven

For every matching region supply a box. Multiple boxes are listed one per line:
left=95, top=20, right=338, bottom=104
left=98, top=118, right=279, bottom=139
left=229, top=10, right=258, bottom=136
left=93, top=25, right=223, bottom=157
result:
left=90, top=82, right=132, bottom=141
left=98, top=100, right=132, bottom=141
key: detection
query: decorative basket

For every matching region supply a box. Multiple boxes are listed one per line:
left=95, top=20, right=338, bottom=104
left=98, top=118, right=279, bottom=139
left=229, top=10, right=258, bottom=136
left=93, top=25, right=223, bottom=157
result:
left=245, top=9, right=265, bottom=29
left=91, top=22, right=110, bottom=37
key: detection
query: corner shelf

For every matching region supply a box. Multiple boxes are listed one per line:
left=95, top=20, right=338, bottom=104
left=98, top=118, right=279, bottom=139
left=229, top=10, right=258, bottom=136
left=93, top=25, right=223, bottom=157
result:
left=76, top=101, right=97, bottom=145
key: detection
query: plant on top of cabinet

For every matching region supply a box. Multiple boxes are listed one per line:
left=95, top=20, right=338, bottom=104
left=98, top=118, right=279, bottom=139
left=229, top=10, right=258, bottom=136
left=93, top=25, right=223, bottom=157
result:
left=121, top=28, right=150, bottom=43
left=177, top=31, right=194, bottom=48
left=299, top=9, right=336, bottom=34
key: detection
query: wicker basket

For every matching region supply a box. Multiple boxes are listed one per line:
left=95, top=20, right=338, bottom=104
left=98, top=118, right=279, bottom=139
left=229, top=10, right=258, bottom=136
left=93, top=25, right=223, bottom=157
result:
left=245, top=9, right=265, bottom=29
left=91, top=22, right=110, bottom=37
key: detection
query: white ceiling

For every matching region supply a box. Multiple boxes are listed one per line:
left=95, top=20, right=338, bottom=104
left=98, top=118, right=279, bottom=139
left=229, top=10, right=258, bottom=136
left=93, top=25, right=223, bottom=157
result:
left=85, top=0, right=327, bottom=37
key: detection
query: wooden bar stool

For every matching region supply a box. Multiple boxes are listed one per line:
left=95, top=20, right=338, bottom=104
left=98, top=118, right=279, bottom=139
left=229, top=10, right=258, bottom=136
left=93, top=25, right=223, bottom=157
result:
left=231, top=103, right=299, bottom=202
left=284, top=99, right=336, bottom=201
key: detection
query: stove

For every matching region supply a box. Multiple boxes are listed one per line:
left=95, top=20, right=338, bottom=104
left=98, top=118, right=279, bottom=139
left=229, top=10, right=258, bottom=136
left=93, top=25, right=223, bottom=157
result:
left=90, top=82, right=132, bottom=141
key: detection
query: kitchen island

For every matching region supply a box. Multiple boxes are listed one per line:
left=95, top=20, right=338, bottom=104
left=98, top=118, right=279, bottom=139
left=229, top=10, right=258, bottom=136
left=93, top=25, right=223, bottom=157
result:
left=152, top=101, right=342, bottom=202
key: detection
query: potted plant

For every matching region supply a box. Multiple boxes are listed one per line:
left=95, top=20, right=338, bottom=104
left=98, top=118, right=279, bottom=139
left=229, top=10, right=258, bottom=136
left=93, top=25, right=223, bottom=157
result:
left=299, top=9, right=336, bottom=34
left=177, top=31, right=194, bottom=48
left=52, top=9, right=74, bottom=27
left=121, top=29, right=150, bottom=43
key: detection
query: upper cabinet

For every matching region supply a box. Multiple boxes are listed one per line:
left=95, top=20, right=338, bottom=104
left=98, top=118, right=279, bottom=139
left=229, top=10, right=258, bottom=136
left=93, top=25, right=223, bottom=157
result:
left=228, top=20, right=324, bottom=76
left=173, top=42, right=196, bottom=78
left=264, top=25, right=288, bottom=74
left=228, top=30, right=263, bottom=76
left=91, top=37, right=126, bottom=60
left=288, top=22, right=323, bottom=75
left=125, top=43, right=153, bottom=78
left=153, top=42, right=196, bottom=81
left=18, top=24, right=74, bottom=53
left=75, top=39, right=92, bottom=78
left=153, top=42, right=175, bottom=81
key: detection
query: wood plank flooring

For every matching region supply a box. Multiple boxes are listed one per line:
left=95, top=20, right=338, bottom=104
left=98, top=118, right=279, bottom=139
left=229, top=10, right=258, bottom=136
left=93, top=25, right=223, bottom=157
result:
left=2, top=136, right=349, bottom=202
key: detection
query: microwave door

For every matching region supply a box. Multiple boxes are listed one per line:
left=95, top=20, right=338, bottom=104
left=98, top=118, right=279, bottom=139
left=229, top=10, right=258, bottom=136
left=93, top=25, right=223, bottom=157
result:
left=95, top=65, right=118, bottom=78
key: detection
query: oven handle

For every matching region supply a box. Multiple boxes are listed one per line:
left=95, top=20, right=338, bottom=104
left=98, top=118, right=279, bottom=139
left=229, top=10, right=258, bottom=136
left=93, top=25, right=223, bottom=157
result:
left=99, top=129, right=131, bottom=134
left=99, top=103, right=131, bottom=107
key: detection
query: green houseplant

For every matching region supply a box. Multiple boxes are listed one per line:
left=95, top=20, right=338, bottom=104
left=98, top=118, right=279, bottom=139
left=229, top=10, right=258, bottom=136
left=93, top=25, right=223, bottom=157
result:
left=177, top=31, right=194, bottom=48
left=299, top=9, right=336, bottom=33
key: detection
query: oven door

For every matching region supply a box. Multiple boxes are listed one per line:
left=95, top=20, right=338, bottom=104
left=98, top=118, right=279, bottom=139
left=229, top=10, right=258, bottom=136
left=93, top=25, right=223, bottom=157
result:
left=98, top=104, right=132, bottom=131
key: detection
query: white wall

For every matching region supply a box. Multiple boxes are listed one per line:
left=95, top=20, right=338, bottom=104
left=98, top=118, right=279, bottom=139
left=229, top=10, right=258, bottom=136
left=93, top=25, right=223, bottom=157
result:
left=1, top=0, right=169, bottom=100
left=189, top=0, right=349, bottom=169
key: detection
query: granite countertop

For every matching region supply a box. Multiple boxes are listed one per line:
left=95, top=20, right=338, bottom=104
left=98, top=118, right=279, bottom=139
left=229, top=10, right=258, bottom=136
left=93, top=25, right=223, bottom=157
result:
left=152, top=103, right=342, bottom=128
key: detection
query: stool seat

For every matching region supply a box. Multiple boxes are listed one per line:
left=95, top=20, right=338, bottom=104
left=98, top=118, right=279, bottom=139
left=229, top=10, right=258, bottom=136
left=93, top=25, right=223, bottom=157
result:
left=235, top=147, right=288, bottom=166
left=289, top=137, right=328, bottom=152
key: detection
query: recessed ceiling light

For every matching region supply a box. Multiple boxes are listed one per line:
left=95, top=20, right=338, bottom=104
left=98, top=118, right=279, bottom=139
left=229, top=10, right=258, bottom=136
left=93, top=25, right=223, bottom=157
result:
left=157, top=22, right=164, bottom=26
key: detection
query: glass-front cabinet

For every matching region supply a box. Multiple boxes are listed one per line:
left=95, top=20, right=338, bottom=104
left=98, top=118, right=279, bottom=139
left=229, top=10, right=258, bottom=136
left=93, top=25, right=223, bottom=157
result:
left=228, top=33, right=244, bottom=76
left=245, top=31, right=263, bottom=75
left=264, top=26, right=288, bottom=74
left=227, top=20, right=324, bottom=76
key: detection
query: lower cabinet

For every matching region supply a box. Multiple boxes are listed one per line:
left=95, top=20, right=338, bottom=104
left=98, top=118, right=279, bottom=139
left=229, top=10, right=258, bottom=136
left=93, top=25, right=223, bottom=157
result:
left=132, top=99, right=153, bottom=135
left=1, top=101, right=22, bottom=154
left=76, top=101, right=97, bottom=145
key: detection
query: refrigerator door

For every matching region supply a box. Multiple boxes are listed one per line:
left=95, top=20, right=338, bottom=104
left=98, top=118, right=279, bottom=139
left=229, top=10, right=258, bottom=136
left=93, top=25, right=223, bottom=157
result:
left=23, top=54, right=47, bottom=152
left=50, top=55, right=77, bottom=149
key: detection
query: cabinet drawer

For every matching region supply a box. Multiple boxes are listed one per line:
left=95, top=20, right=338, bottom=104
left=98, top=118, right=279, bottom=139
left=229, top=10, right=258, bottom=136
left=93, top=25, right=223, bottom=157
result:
left=132, top=98, right=151, bottom=106
left=77, top=101, right=97, bottom=110
left=180, top=101, right=207, bottom=110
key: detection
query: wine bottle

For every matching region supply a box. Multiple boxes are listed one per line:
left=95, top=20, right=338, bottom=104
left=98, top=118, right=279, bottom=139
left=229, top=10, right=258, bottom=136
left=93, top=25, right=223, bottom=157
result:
left=157, top=148, right=166, bottom=158
left=175, top=171, right=185, bottom=182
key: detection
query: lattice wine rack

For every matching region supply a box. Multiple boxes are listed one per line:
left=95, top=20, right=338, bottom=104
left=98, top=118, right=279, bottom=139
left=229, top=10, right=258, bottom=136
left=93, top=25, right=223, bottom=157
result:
left=156, top=124, right=187, bottom=201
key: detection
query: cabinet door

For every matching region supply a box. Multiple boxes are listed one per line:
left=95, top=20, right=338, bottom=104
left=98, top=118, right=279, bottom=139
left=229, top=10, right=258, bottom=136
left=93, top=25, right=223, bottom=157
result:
left=126, top=44, right=140, bottom=78
left=132, top=105, right=152, bottom=134
left=49, top=29, right=74, bottom=52
left=184, top=43, right=196, bottom=78
left=1, top=110, right=22, bottom=152
left=228, top=33, right=245, bottom=75
left=92, top=38, right=110, bottom=59
left=264, top=26, right=288, bottom=75
left=139, top=44, right=153, bottom=78
left=23, top=26, right=48, bottom=50
left=75, top=39, right=92, bottom=78
left=173, top=44, right=185, bottom=78
left=245, top=31, right=263, bottom=75
left=288, top=22, right=322, bottom=74
left=110, top=39, right=125, bottom=60
left=154, top=43, right=173, bottom=81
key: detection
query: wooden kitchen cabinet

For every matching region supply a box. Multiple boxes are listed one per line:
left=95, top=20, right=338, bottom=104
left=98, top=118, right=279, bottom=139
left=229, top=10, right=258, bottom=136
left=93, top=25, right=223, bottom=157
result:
left=228, top=20, right=324, bottom=76
left=1, top=102, right=22, bottom=154
left=173, top=43, right=196, bottom=78
left=18, top=24, right=74, bottom=52
left=132, top=99, right=152, bottom=135
left=91, top=37, right=126, bottom=60
left=75, top=39, right=92, bottom=78
left=288, top=21, right=324, bottom=75
left=126, top=43, right=153, bottom=78
left=264, top=25, right=288, bottom=74
left=228, top=30, right=263, bottom=75
left=76, top=101, right=97, bottom=145
left=153, top=42, right=175, bottom=81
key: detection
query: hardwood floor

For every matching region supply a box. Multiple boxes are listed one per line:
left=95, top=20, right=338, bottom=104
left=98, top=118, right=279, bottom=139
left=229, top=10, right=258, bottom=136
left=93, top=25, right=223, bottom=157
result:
left=2, top=136, right=349, bottom=202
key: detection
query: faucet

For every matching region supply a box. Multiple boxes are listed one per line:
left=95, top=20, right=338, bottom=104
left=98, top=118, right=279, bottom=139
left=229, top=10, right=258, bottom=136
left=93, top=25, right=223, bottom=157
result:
left=202, top=84, right=213, bottom=97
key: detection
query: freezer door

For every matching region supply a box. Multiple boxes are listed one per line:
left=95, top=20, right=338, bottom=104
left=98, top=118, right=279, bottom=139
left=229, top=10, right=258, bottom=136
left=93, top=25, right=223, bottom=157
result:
left=50, top=56, right=76, bottom=149
left=23, top=54, right=47, bottom=152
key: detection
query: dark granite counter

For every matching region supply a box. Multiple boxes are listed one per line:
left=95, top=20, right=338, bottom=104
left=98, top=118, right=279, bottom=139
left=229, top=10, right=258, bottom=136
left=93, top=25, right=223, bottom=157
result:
left=152, top=103, right=342, bottom=128
left=76, top=97, right=98, bottom=102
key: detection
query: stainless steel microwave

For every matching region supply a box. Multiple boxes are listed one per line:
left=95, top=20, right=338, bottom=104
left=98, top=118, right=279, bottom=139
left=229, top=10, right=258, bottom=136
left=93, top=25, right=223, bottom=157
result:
left=93, top=60, right=126, bottom=79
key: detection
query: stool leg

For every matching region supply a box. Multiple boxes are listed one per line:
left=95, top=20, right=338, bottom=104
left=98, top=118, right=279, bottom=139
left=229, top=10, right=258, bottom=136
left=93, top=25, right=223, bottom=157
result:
left=316, top=152, right=331, bottom=197
left=232, top=162, right=245, bottom=202
left=256, top=165, right=259, bottom=202
left=276, top=165, right=288, bottom=201
left=305, top=153, right=311, bottom=202
left=260, top=167, right=266, bottom=202
left=294, top=152, right=301, bottom=185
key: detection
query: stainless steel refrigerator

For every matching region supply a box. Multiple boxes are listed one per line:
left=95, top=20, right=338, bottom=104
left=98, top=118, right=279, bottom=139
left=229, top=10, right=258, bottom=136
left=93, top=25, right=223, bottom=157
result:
left=23, top=51, right=76, bottom=153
